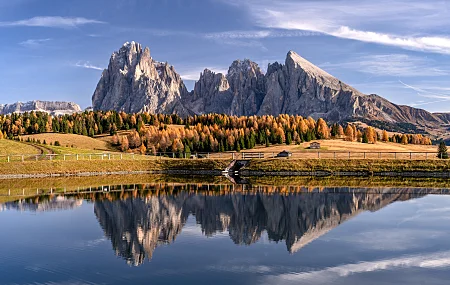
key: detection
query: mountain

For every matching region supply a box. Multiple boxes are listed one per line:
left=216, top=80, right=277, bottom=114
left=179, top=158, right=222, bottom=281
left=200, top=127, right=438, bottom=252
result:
left=92, top=42, right=448, bottom=134
left=94, top=190, right=422, bottom=266
left=92, top=41, right=190, bottom=116
left=0, top=100, right=81, bottom=115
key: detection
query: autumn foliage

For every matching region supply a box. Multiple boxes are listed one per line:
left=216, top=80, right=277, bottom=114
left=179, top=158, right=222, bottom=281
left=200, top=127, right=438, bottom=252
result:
left=0, top=111, right=432, bottom=153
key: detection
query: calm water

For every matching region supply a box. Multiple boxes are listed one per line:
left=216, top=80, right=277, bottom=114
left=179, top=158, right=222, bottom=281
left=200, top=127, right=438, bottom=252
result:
left=2, top=184, right=450, bottom=284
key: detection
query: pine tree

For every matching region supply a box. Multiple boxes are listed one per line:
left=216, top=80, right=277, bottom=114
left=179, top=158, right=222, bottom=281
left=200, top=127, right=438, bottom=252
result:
left=286, top=132, right=292, bottom=145
left=362, top=132, right=369, bottom=143
left=437, top=142, right=448, bottom=159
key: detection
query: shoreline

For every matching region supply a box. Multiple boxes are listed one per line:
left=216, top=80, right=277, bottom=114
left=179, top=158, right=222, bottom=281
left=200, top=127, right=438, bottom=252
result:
left=1, top=158, right=450, bottom=179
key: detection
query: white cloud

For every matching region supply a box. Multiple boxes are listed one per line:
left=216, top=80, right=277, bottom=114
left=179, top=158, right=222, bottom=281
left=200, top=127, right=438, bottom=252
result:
left=262, top=250, right=450, bottom=284
left=19, top=38, right=51, bottom=48
left=74, top=61, right=104, bottom=71
left=322, top=54, right=450, bottom=77
left=224, top=0, right=450, bottom=54
left=0, top=16, right=105, bottom=28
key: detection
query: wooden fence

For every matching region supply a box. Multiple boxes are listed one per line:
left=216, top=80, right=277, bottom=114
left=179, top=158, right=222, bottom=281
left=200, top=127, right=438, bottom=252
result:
left=0, top=151, right=443, bottom=163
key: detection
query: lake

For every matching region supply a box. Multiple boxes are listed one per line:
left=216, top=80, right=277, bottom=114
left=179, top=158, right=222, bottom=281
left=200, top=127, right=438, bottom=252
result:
left=1, top=181, right=450, bottom=284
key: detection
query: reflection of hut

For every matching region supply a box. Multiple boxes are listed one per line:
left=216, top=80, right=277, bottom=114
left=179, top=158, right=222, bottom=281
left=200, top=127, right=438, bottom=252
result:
left=277, top=150, right=292, bottom=158
left=310, top=142, right=321, bottom=149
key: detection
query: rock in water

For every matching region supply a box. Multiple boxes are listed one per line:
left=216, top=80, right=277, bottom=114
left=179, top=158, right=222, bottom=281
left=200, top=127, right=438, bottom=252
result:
left=92, top=41, right=190, bottom=116
left=0, top=100, right=81, bottom=115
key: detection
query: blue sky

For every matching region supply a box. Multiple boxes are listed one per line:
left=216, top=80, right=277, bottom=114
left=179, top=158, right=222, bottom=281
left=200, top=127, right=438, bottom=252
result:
left=0, top=0, right=450, bottom=112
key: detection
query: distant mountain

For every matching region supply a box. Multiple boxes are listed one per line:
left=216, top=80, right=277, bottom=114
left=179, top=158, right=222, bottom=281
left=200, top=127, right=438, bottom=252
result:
left=0, top=100, right=81, bottom=115
left=92, top=42, right=449, bottom=134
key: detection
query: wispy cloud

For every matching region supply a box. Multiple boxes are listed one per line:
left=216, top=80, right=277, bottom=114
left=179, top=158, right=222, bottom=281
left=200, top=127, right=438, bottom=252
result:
left=224, top=0, right=450, bottom=54
left=19, top=38, right=51, bottom=48
left=0, top=16, right=105, bottom=28
left=74, top=61, right=104, bottom=71
left=322, top=54, right=450, bottom=77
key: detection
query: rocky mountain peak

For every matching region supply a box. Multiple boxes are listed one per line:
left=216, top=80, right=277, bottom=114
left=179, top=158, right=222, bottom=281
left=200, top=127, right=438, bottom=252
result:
left=92, top=42, right=448, bottom=134
left=227, top=59, right=262, bottom=78
left=93, top=41, right=189, bottom=115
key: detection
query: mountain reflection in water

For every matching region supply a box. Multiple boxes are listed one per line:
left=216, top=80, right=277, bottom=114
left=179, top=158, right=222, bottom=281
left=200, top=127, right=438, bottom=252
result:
left=3, top=183, right=444, bottom=267
left=92, top=188, right=427, bottom=266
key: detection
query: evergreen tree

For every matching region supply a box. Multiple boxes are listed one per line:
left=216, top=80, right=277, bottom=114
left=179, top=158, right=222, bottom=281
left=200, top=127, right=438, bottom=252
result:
left=286, top=132, right=292, bottom=145
left=362, top=132, right=369, bottom=143
left=437, top=142, right=448, bottom=159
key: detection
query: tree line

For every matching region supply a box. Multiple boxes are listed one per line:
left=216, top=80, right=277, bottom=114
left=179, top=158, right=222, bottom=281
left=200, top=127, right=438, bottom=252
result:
left=0, top=111, right=432, bottom=154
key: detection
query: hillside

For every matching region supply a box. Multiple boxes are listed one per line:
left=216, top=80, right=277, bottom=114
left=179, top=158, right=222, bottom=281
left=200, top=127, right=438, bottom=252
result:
left=21, top=133, right=114, bottom=152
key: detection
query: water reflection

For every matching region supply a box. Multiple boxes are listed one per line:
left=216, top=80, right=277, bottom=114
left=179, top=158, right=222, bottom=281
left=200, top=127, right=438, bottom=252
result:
left=92, top=189, right=428, bottom=266
left=0, top=196, right=82, bottom=212
left=2, top=184, right=445, bottom=267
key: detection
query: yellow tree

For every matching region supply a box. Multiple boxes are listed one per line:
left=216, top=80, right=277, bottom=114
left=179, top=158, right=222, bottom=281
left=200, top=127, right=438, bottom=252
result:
left=401, top=134, right=408, bottom=145
left=344, top=125, right=354, bottom=141
left=317, top=118, right=330, bottom=139
left=337, top=125, right=344, bottom=138
left=382, top=130, right=389, bottom=142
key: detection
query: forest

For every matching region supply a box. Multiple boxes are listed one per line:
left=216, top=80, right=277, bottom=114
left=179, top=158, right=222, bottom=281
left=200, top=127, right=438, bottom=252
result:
left=0, top=111, right=432, bottom=154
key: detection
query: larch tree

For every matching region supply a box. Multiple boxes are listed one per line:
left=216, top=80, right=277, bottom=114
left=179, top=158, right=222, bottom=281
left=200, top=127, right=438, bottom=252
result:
left=382, top=130, right=389, bottom=142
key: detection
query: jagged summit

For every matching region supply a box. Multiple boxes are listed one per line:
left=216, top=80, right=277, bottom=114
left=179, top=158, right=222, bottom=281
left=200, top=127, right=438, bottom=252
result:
left=92, top=41, right=448, bottom=133
left=92, top=42, right=190, bottom=115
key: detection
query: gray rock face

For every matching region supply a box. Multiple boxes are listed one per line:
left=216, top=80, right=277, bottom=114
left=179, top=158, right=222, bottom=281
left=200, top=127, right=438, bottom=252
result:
left=92, top=41, right=190, bottom=116
left=0, top=100, right=81, bottom=115
left=92, top=42, right=448, bottom=132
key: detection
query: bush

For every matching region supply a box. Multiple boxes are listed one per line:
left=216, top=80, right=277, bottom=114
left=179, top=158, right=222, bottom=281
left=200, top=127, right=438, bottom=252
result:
left=54, top=141, right=61, bottom=146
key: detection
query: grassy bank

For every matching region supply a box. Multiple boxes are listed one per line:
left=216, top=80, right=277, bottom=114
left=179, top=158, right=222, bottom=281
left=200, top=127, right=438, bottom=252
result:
left=245, top=159, right=450, bottom=173
left=0, top=159, right=231, bottom=177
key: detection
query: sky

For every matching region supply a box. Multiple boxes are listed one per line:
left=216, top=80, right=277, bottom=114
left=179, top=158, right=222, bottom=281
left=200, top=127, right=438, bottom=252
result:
left=0, top=0, right=450, bottom=112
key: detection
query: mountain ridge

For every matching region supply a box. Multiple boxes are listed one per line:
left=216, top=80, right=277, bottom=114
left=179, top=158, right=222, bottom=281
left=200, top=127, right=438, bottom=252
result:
left=0, top=100, right=82, bottom=115
left=91, top=42, right=448, bottom=135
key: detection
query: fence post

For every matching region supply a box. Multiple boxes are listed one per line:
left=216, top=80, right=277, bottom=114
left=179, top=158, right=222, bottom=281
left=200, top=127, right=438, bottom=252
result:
left=272, top=152, right=275, bottom=158
left=410, top=152, right=412, bottom=160
left=63, top=154, right=66, bottom=161
left=89, top=154, right=92, bottom=160
left=395, top=153, right=397, bottom=159
left=232, top=153, right=235, bottom=160
left=36, top=155, right=38, bottom=161
left=50, top=155, right=52, bottom=161
left=76, top=154, right=79, bottom=161
left=21, top=155, right=24, bottom=162
left=109, top=154, right=111, bottom=160
left=120, top=153, right=123, bottom=160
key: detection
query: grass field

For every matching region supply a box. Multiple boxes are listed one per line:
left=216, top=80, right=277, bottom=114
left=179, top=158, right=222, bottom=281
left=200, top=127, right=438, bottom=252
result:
left=0, top=159, right=231, bottom=177
left=0, top=140, right=41, bottom=155
left=245, top=159, right=450, bottom=173
left=21, top=133, right=114, bottom=152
